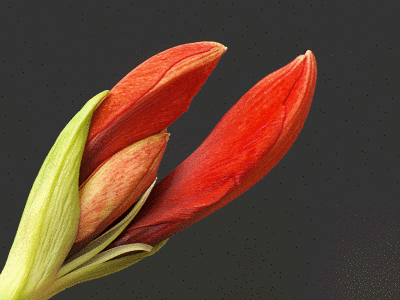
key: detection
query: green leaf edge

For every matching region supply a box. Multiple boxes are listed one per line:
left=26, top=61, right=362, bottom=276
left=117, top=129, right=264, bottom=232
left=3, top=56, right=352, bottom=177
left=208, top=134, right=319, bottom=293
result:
left=57, top=178, right=158, bottom=278
left=43, top=239, right=168, bottom=300
left=0, top=90, right=109, bottom=300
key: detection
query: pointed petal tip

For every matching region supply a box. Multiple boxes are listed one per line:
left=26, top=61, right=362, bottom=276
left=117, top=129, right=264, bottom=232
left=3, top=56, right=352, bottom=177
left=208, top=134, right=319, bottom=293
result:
left=294, top=50, right=315, bottom=64
left=202, top=41, right=227, bottom=50
left=304, top=50, right=316, bottom=62
left=199, top=41, right=227, bottom=56
left=293, top=50, right=316, bottom=78
left=220, top=44, right=228, bottom=53
left=304, top=51, right=317, bottom=72
left=215, top=42, right=227, bottom=52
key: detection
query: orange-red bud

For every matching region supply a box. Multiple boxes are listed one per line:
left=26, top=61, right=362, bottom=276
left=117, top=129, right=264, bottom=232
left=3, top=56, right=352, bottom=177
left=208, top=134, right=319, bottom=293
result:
left=70, top=132, right=169, bottom=256
left=80, top=42, right=227, bottom=184
left=109, top=50, right=317, bottom=248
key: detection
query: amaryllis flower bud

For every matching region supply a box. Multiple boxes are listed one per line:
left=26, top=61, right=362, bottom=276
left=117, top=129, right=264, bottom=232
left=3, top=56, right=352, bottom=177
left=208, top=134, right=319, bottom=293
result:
left=0, top=44, right=317, bottom=300
left=69, top=41, right=226, bottom=257
left=69, top=132, right=169, bottom=257
left=109, top=50, right=317, bottom=248
left=80, top=41, right=227, bottom=184
left=0, top=42, right=226, bottom=300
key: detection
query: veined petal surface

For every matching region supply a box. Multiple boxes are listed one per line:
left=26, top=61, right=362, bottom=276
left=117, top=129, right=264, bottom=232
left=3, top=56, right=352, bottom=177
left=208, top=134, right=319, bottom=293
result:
left=110, top=51, right=317, bottom=247
left=80, top=42, right=226, bottom=183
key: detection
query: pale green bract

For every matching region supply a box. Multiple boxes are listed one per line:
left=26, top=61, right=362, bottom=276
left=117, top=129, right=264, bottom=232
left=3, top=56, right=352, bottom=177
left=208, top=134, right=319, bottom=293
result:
left=0, top=91, right=168, bottom=300
left=0, top=90, right=108, bottom=299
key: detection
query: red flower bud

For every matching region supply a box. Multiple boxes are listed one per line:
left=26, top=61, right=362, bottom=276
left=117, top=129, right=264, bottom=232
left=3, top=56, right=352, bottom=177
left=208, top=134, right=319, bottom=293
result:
left=109, top=50, right=317, bottom=248
left=70, top=132, right=169, bottom=256
left=69, top=42, right=226, bottom=257
left=80, top=42, right=227, bottom=184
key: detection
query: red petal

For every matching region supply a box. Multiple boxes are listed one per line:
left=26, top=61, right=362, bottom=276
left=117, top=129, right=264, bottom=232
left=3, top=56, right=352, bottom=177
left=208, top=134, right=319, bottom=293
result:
left=80, top=42, right=226, bottom=184
left=110, top=50, right=317, bottom=247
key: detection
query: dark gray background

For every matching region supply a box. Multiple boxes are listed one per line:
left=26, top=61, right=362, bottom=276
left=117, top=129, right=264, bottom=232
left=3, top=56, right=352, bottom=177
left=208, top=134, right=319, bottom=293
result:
left=1, top=2, right=399, bottom=299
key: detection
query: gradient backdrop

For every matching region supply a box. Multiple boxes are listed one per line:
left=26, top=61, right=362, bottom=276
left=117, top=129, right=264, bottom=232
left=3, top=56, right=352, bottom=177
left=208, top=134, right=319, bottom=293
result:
left=0, top=2, right=398, bottom=299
